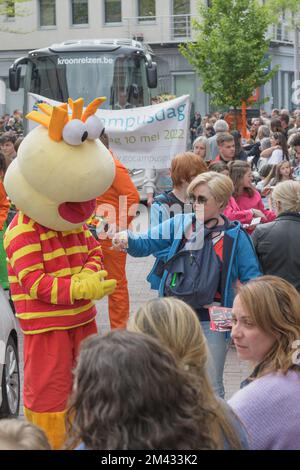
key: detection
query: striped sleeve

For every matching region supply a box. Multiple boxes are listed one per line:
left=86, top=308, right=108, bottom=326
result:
left=4, top=223, right=75, bottom=306
left=82, top=226, right=104, bottom=273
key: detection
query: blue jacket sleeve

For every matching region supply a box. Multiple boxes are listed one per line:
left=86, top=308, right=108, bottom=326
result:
left=150, top=201, right=170, bottom=229
left=127, top=217, right=175, bottom=258
left=237, top=230, right=262, bottom=282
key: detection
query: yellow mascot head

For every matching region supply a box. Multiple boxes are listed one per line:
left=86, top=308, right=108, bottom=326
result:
left=4, top=97, right=115, bottom=231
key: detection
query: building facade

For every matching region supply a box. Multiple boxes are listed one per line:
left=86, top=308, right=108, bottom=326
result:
left=0, top=0, right=299, bottom=116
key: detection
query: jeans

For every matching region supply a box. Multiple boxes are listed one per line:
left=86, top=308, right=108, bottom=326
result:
left=201, top=320, right=231, bottom=398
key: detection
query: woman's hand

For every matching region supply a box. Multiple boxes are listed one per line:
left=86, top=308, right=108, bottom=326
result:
left=112, top=231, right=128, bottom=252
left=251, top=209, right=265, bottom=219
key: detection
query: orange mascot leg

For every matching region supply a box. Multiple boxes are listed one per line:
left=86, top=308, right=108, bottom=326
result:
left=23, top=320, right=97, bottom=449
left=101, top=242, right=129, bottom=329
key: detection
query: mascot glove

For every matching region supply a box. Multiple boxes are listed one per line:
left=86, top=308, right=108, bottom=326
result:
left=73, top=269, right=95, bottom=281
left=71, top=270, right=116, bottom=301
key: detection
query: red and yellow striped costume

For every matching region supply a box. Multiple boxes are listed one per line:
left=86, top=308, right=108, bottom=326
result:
left=4, top=212, right=104, bottom=448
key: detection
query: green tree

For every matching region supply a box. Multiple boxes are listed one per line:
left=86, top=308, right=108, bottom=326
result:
left=0, top=0, right=29, bottom=32
left=180, top=0, right=277, bottom=113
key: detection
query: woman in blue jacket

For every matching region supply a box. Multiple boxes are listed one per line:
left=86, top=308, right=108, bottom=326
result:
left=113, top=172, right=261, bottom=398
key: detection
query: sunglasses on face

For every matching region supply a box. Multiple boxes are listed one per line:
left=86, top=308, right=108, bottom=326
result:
left=189, top=194, right=210, bottom=204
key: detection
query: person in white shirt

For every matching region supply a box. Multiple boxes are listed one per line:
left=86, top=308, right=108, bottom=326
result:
left=114, top=90, right=133, bottom=110
left=260, top=132, right=289, bottom=166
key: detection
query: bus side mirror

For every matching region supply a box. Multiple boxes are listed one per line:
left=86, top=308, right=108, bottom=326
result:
left=9, top=57, right=29, bottom=92
left=146, top=62, right=157, bottom=89
left=9, top=65, right=21, bottom=92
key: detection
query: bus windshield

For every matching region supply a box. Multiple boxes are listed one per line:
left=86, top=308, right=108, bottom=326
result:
left=28, top=51, right=151, bottom=109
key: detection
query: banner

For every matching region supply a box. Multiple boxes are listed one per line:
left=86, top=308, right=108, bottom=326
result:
left=27, top=93, right=190, bottom=170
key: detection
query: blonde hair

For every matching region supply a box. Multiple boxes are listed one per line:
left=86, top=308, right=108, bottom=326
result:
left=237, top=276, right=300, bottom=378
left=0, top=419, right=51, bottom=450
left=128, top=297, right=242, bottom=449
left=187, top=171, right=234, bottom=210
left=272, top=180, right=300, bottom=212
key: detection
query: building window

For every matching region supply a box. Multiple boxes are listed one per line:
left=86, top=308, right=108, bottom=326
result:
left=71, top=0, right=88, bottom=25
left=138, top=0, right=155, bottom=21
left=172, top=0, right=191, bottom=39
left=6, top=1, right=15, bottom=19
left=39, top=0, right=56, bottom=27
left=104, top=0, right=121, bottom=23
left=173, top=0, right=190, bottom=15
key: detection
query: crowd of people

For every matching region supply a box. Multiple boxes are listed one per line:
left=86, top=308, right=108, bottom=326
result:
left=0, top=110, right=23, bottom=137
left=0, top=105, right=300, bottom=451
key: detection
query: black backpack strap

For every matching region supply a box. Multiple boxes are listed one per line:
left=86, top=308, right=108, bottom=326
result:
left=204, top=216, right=234, bottom=237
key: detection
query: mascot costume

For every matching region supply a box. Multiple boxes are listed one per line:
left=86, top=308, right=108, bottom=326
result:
left=3, top=98, right=116, bottom=449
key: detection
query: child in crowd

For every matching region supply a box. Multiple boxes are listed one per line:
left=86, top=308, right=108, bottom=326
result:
left=224, top=161, right=276, bottom=230
left=0, top=419, right=51, bottom=450
left=268, top=161, right=293, bottom=187
left=128, top=297, right=248, bottom=449
left=229, top=276, right=300, bottom=450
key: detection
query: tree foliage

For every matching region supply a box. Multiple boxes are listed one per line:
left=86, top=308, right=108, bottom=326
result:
left=267, top=0, right=300, bottom=27
left=180, top=0, right=278, bottom=109
left=0, top=0, right=29, bottom=32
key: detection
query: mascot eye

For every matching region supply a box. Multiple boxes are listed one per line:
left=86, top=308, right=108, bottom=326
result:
left=62, top=119, right=88, bottom=146
left=86, top=115, right=105, bottom=140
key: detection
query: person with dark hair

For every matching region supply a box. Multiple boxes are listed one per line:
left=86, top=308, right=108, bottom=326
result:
left=14, top=136, right=23, bottom=154
left=190, top=111, right=202, bottom=144
left=0, top=132, right=17, bottom=168
left=280, top=113, right=294, bottom=140
left=260, top=132, right=288, bottom=166
left=66, top=330, right=243, bottom=450
left=270, top=118, right=284, bottom=134
left=224, top=161, right=276, bottom=230
left=231, top=131, right=247, bottom=161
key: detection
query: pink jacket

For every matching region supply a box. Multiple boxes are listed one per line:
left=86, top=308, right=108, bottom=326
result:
left=224, top=190, right=276, bottom=226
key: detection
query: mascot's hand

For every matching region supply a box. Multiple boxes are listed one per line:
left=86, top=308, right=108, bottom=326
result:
left=71, top=270, right=116, bottom=301
left=73, top=269, right=95, bottom=281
